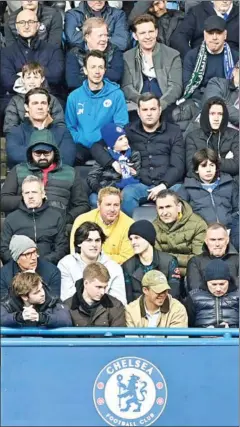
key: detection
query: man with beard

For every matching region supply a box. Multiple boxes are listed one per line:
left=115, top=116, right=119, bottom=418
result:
left=6, top=87, right=76, bottom=168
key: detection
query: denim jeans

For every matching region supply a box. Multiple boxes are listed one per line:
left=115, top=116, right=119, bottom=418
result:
left=89, top=193, right=98, bottom=208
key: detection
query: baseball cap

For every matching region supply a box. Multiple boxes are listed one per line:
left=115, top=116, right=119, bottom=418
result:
left=204, top=15, right=226, bottom=32
left=32, top=144, right=53, bottom=152
left=142, top=270, right=171, bottom=294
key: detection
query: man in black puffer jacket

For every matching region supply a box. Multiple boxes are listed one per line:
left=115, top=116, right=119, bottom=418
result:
left=0, top=175, right=67, bottom=265
left=185, top=259, right=239, bottom=328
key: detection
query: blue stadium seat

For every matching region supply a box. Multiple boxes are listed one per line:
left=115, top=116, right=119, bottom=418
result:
left=132, top=204, right=157, bottom=222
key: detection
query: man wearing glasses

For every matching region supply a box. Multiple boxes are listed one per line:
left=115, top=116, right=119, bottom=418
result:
left=0, top=235, right=61, bottom=301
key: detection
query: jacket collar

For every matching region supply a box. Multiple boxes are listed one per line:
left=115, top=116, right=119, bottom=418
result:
left=127, top=118, right=167, bottom=136
left=202, top=242, right=238, bottom=256
left=139, top=294, right=170, bottom=317
left=70, top=279, right=113, bottom=311
left=131, top=249, right=160, bottom=282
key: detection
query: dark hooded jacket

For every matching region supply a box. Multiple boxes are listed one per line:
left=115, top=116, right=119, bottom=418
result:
left=186, top=243, right=239, bottom=292
left=65, top=43, right=123, bottom=91
left=170, top=1, right=239, bottom=58
left=6, top=118, right=76, bottom=168
left=185, top=279, right=239, bottom=328
left=178, top=172, right=239, bottom=227
left=1, top=287, right=72, bottom=328
left=0, top=200, right=67, bottom=265
left=64, top=1, right=129, bottom=52
left=64, top=279, right=125, bottom=327
left=186, top=97, right=239, bottom=179
left=1, top=139, right=90, bottom=222
left=4, top=3, right=63, bottom=47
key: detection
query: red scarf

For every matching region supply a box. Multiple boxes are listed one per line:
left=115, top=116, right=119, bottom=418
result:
left=42, top=163, right=57, bottom=186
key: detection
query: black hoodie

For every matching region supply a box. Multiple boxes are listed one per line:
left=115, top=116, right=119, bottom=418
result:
left=186, top=97, right=239, bottom=179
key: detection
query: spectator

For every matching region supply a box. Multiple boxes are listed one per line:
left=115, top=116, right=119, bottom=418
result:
left=171, top=0, right=239, bottom=59
left=125, top=270, right=188, bottom=328
left=153, top=190, right=207, bottom=277
left=0, top=235, right=61, bottom=300
left=87, top=123, right=141, bottom=206
left=123, top=220, right=181, bottom=303
left=122, top=14, right=182, bottom=113
left=128, top=0, right=184, bottom=47
left=230, top=213, right=239, bottom=252
left=6, top=88, right=76, bottom=168
left=119, top=93, right=185, bottom=217
left=5, top=0, right=63, bottom=47
left=204, top=60, right=239, bottom=128
left=65, top=17, right=124, bottom=91
left=186, top=223, right=239, bottom=292
left=185, top=259, right=239, bottom=328
left=178, top=148, right=239, bottom=228
left=64, top=0, right=129, bottom=52
left=186, top=97, right=239, bottom=180
left=58, top=221, right=126, bottom=305
left=0, top=175, right=67, bottom=265
left=181, top=15, right=238, bottom=105
left=0, top=9, right=64, bottom=98
left=4, top=62, right=65, bottom=135
left=70, top=187, right=134, bottom=264
left=1, top=135, right=90, bottom=222
left=65, top=50, right=128, bottom=165
left=64, top=262, right=125, bottom=327
left=1, top=271, right=72, bottom=328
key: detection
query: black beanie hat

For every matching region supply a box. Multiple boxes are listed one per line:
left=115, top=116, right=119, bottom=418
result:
left=128, top=220, right=156, bottom=247
left=204, top=259, right=230, bottom=282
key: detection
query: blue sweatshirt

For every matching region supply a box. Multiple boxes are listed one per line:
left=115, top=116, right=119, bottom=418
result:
left=65, top=78, right=129, bottom=148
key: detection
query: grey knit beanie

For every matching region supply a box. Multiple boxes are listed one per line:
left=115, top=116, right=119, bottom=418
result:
left=9, top=235, right=37, bottom=262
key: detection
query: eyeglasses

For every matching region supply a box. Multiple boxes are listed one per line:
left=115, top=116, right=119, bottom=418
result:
left=16, top=20, right=38, bottom=26
left=33, top=151, right=52, bottom=157
left=20, top=249, right=39, bottom=259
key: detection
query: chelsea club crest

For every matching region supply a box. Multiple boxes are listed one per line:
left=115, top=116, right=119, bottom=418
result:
left=93, top=357, right=167, bottom=426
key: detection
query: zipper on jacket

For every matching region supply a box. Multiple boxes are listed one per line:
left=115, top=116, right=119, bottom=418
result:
left=209, top=192, right=220, bottom=223
left=32, top=209, right=37, bottom=243
left=216, top=297, right=220, bottom=325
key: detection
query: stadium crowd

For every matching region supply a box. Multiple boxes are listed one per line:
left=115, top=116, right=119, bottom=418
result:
left=0, top=0, right=239, bottom=330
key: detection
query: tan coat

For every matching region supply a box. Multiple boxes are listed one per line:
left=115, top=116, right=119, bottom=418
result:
left=125, top=294, right=188, bottom=328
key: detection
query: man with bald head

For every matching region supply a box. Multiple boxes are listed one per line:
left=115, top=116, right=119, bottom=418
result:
left=5, top=0, right=63, bottom=47
left=0, top=8, right=64, bottom=99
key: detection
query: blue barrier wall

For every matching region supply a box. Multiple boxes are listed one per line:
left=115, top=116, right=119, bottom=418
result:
left=1, top=328, right=239, bottom=427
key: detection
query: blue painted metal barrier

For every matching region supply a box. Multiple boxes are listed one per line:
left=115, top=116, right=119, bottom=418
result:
left=1, top=328, right=239, bottom=427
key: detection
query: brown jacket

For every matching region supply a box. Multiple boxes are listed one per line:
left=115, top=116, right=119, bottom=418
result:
left=125, top=294, right=188, bottom=328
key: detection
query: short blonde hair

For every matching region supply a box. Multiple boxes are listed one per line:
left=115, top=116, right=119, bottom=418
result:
left=22, top=175, right=44, bottom=192
left=98, top=187, right=122, bottom=204
left=83, top=262, right=110, bottom=283
left=12, top=272, right=42, bottom=296
left=82, top=17, right=107, bottom=39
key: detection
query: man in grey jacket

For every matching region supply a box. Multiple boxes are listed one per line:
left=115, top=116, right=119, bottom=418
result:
left=121, top=13, right=182, bottom=114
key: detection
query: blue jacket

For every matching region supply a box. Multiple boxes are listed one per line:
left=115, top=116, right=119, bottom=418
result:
left=6, top=119, right=76, bottom=169
left=0, top=258, right=61, bottom=301
left=0, top=36, right=64, bottom=96
left=65, top=79, right=128, bottom=148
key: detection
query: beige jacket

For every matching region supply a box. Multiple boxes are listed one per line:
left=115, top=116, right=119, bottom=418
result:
left=125, top=294, right=188, bottom=328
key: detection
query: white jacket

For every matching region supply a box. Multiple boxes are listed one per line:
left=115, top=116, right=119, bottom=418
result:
left=58, top=252, right=127, bottom=305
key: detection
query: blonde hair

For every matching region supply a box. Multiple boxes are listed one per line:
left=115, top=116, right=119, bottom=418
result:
left=12, top=272, right=42, bottom=296
left=22, top=175, right=44, bottom=192
left=98, top=187, right=122, bottom=204
left=83, top=17, right=107, bottom=39
left=83, top=262, right=110, bottom=283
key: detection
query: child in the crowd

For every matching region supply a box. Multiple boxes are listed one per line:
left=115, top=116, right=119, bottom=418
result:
left=178, top=148, right=239, bottom=230
left=3, top=62, right=65, bottom=134
left=87, top=123, right=141, bottom=207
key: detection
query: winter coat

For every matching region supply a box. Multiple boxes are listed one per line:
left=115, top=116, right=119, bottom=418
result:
left=6, top=118, right=76, bottom=168
left=87, top=151, right=141, bottom=193
left=64, top=1, right=129, bottom=51
left=1, top=138, right=90, bottom=222
left=124, top=119, right=185, bottom=188
left=125, top=294, right=188, bottom=328
left=5, top=3, right=63, bottom=48
left=65, top=78, right=128, bottom=149
left=0, top=258, right=61, bottom=301
left=122, top=43, right=182, bottom=110
left=204, top=77, right=239, bottom=127
left=58, top=251, right=127, bottom=305
left=186, top=243, right=239, bottom=293
left=185, top=281, right=239, bottom=328
left=153, top=199, right=207, bottom=276
left=0, top=201, right=67, bottom=265
left=64, top=279, right=126, bottom=327
left=4, top=93, right=65, bottom=135
left=0, top=36, right=64, bottom=97
left=186, top=97, right=239, bottom=179
left=170, top=1, right=239, bottom=58
left=65, top=43, right=123, bottom=90
left=122, top=248, right=181, bottom=303
left=178, top=173, right=239, bottom=227
left=70, top=209, right=134, bottom=264
left=1, top=288, right=72, bottom=328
